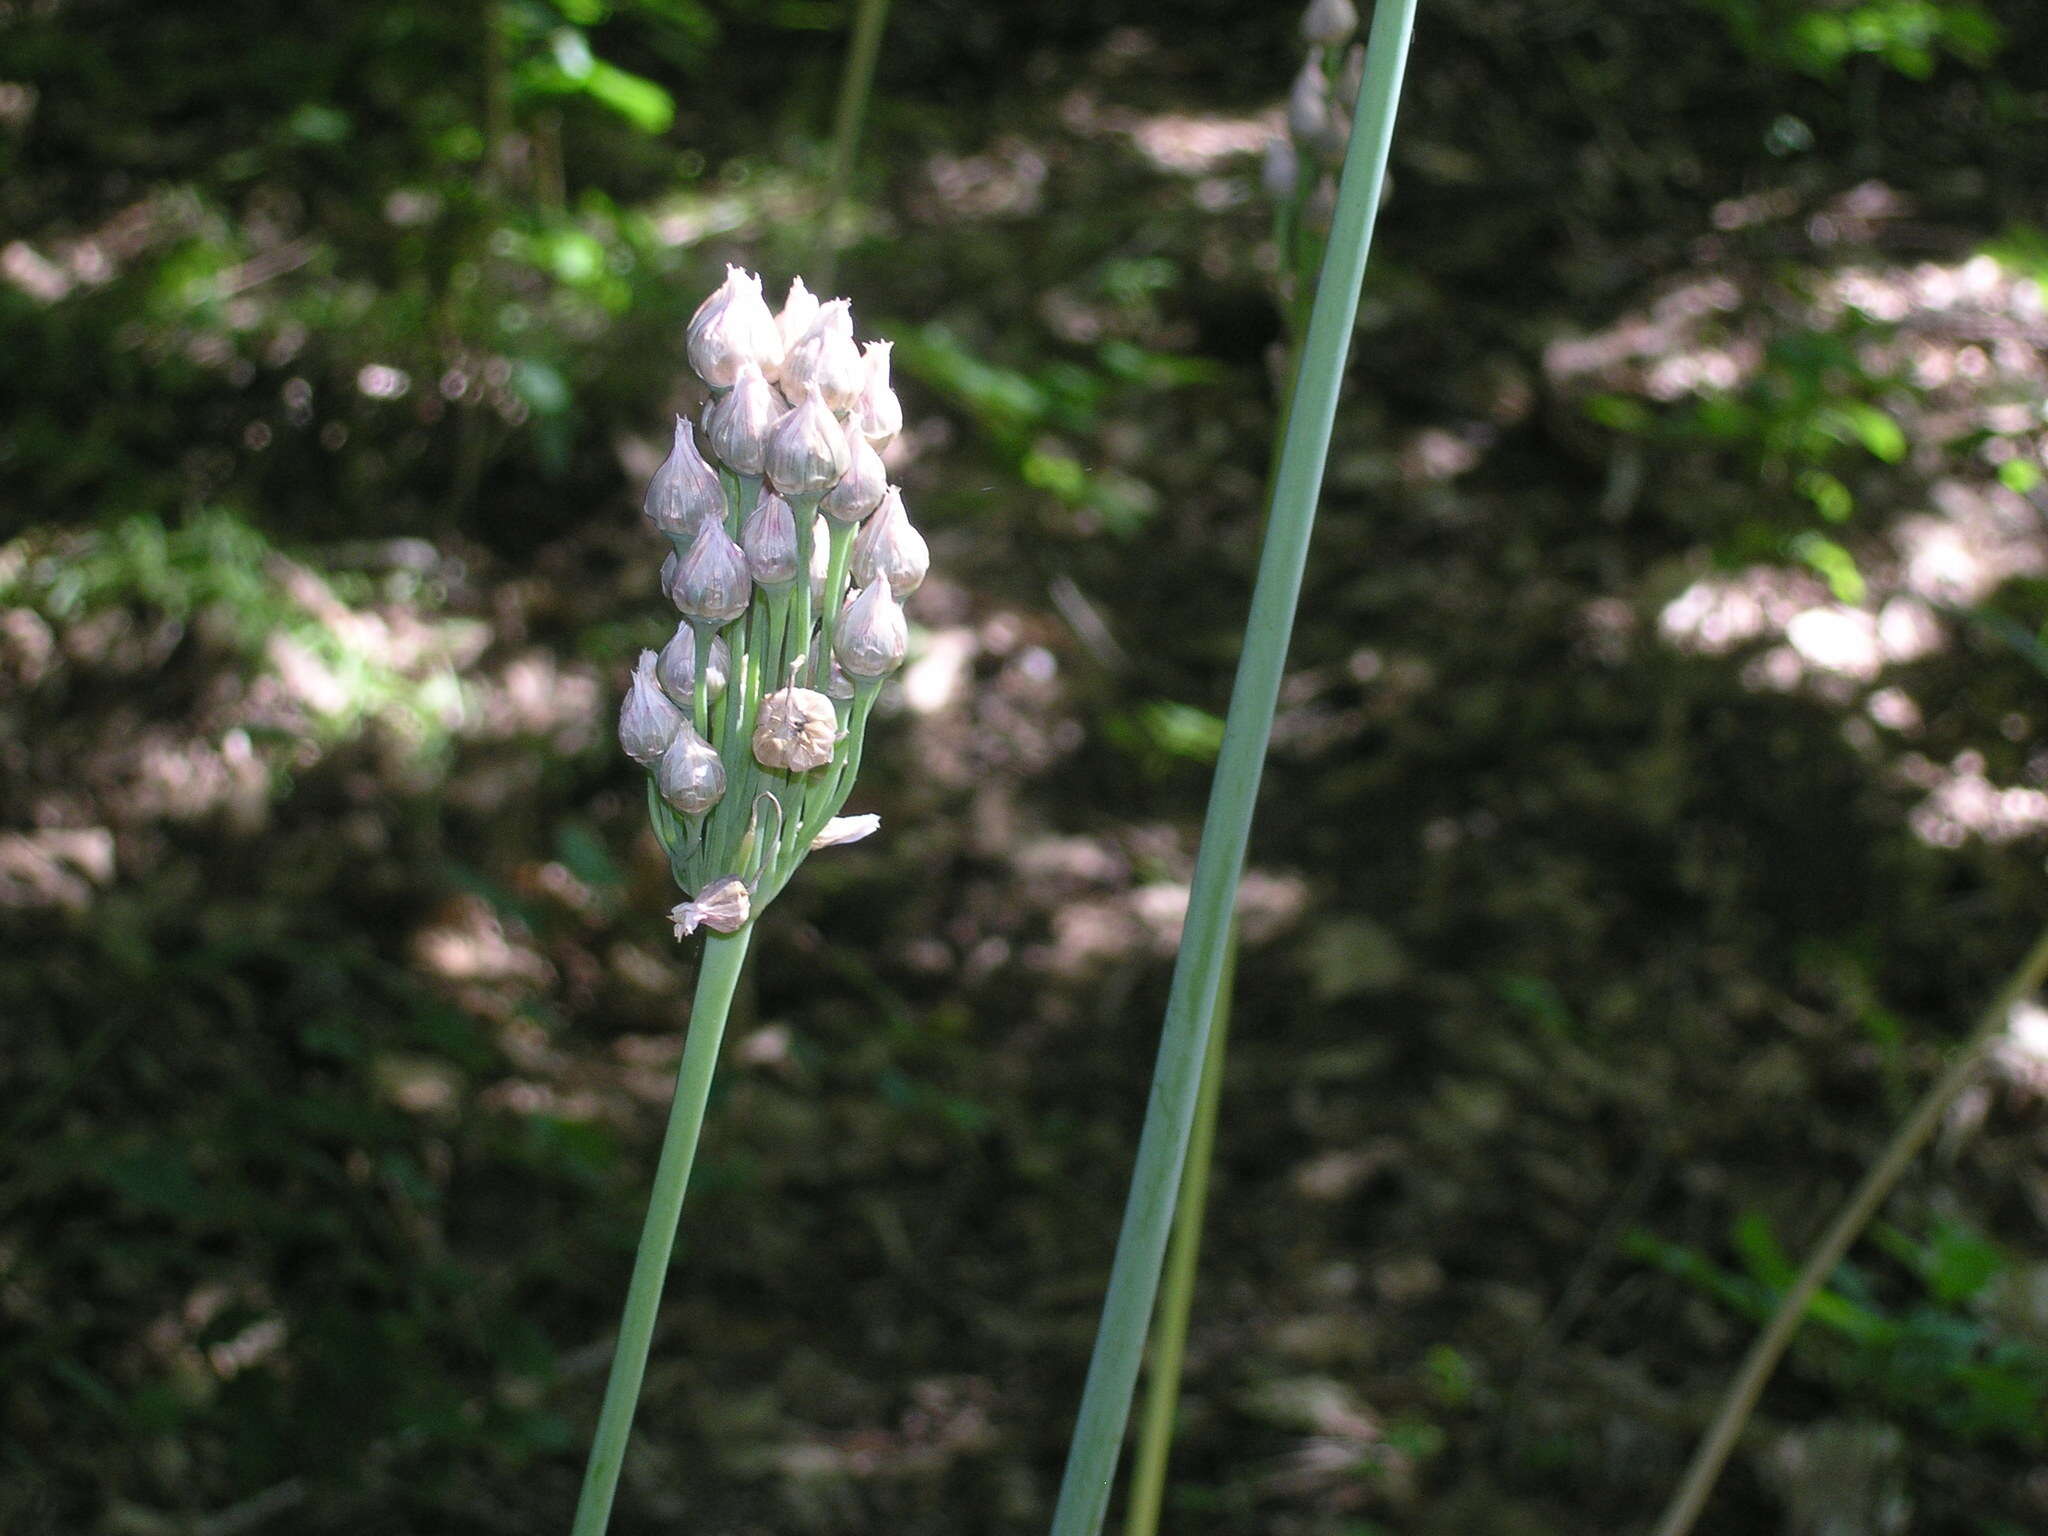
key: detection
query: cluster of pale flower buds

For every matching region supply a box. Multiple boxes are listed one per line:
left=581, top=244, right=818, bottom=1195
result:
left=1263, top=0, right=1366, bottom=235
left=617, top=267, right=928, bottom=939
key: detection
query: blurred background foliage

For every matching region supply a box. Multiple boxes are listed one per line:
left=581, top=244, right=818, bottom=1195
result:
left=6, top=1, right=2048, bottom=1533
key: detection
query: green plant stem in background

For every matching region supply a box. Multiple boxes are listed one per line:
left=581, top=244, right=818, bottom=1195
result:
left=1122, top=930, right=1237, bottom=1536
left=571, top=926, right=754, bottom=1536
left=817, top=0, right=892, bottom=292
left=1651, top=920, right=2048, bottom=1536
left=1045, top=5, right=1420, bottom=1533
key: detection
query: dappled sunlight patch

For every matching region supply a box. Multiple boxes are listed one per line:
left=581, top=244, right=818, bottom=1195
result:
left=921, top=139, right=1049, bottom=220
left=0, top=827, right=115, bottom=912
left=1992, top=1001, right=2048, bottom=1099
left=1900, top=750, right=2048, bottom=848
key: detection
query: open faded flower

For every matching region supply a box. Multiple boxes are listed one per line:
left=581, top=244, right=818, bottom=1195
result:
left=752, top=683, right=838, bottom=773
left=668, top=875, right=750, bottom=938
left=810, top=814, right=879, bottom=850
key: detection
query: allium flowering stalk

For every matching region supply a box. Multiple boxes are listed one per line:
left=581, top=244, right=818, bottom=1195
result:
left=617, top=263, right=920, bottom=939
left=578, top=266, right=921, bottom=1536
left=1263, top=0, right=1368, bottom=336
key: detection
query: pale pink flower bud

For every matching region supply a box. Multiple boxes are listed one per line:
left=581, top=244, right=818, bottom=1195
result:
left=618, top=649, right=685, bottom=766
left=849, top=486, right=929, bottom=598
left=1262, top=135, right=1299, bottom=200
left=780, top=299, right=863, bottom=411
left=776, top=276, right=821, bottom=354
left=835, top=581, right=908, bottom=679
left=752, top=685, right=838, bottom=772
left=765, top=382, right=851, bottom=497
left=851, top=340, right=903, bottom=447
left=670, top=875, right=750, bottom=938
left=820, top=434, right=887, bottom=523
left=809, top=813, right=879, bottom=850
left=655, top=622, right=729, bottom=708
left=1301, top=0, right=1357, bottom=46
left=669, top=515, right=751, bottom=624
left=742, top=490, right=800, bottom=588
left=1287, top=55, right=1331, bottom=148
left=657, top=718, right=726, bottom=815
left=704, top=360, right=778, bottom=476
left=688, top=266, right=784, bottom=388
left=644, top=417, right=724, bottom=539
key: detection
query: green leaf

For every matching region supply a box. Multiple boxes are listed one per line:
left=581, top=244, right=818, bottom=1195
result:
left=1823, top=401, right=1907, bottom=463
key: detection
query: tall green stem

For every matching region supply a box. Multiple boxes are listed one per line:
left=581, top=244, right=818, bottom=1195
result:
left=571, top=926, right=755, bottom=1536
left=1045, top=5, right=1419, bottom=1532
left=817, top=0, right=892, bottom=292
left=1122, top=931, right=1237, bottom=1536
left=1650, top=921, right=2048, bottom=1536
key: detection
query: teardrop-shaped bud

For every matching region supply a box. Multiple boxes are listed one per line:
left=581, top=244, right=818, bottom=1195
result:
left=776, top=276, right=821, bottom=354
left=1287, top=55, right=1331, bottom=148
left=851, top=340, right=903, bottom=448
left=657, top=719, right=726, bottom=815
left=780, top=299, right=864, bottom=411
left=644, top=417, right=725, bottom=540
left=619, top=649, right=685, bottom=766
left=849, top=486, right=929, bottom=598
left=669, top=516, right=752, bottom=624
left=684, top=277, right=732, bottom=356
left=742, top=490, right=800, bottom=589
left=656, top=621, right=729, bottom=708
left=753, top=685, right=839, bottom=773
left=704, top=360, right=778, bottom=476
left=820, top=434, right=887, bottom=523
left=1301, top=0, right=1357, bottom=46
left=688, top=266, right=784, bottom=388
left=765, top=382, right=852, bottom=497
left=1262, top=135, right=1299, bottom=200
left=835, top=581, right=908, bottom=679
left=670, top=874, right=751, bottom=938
